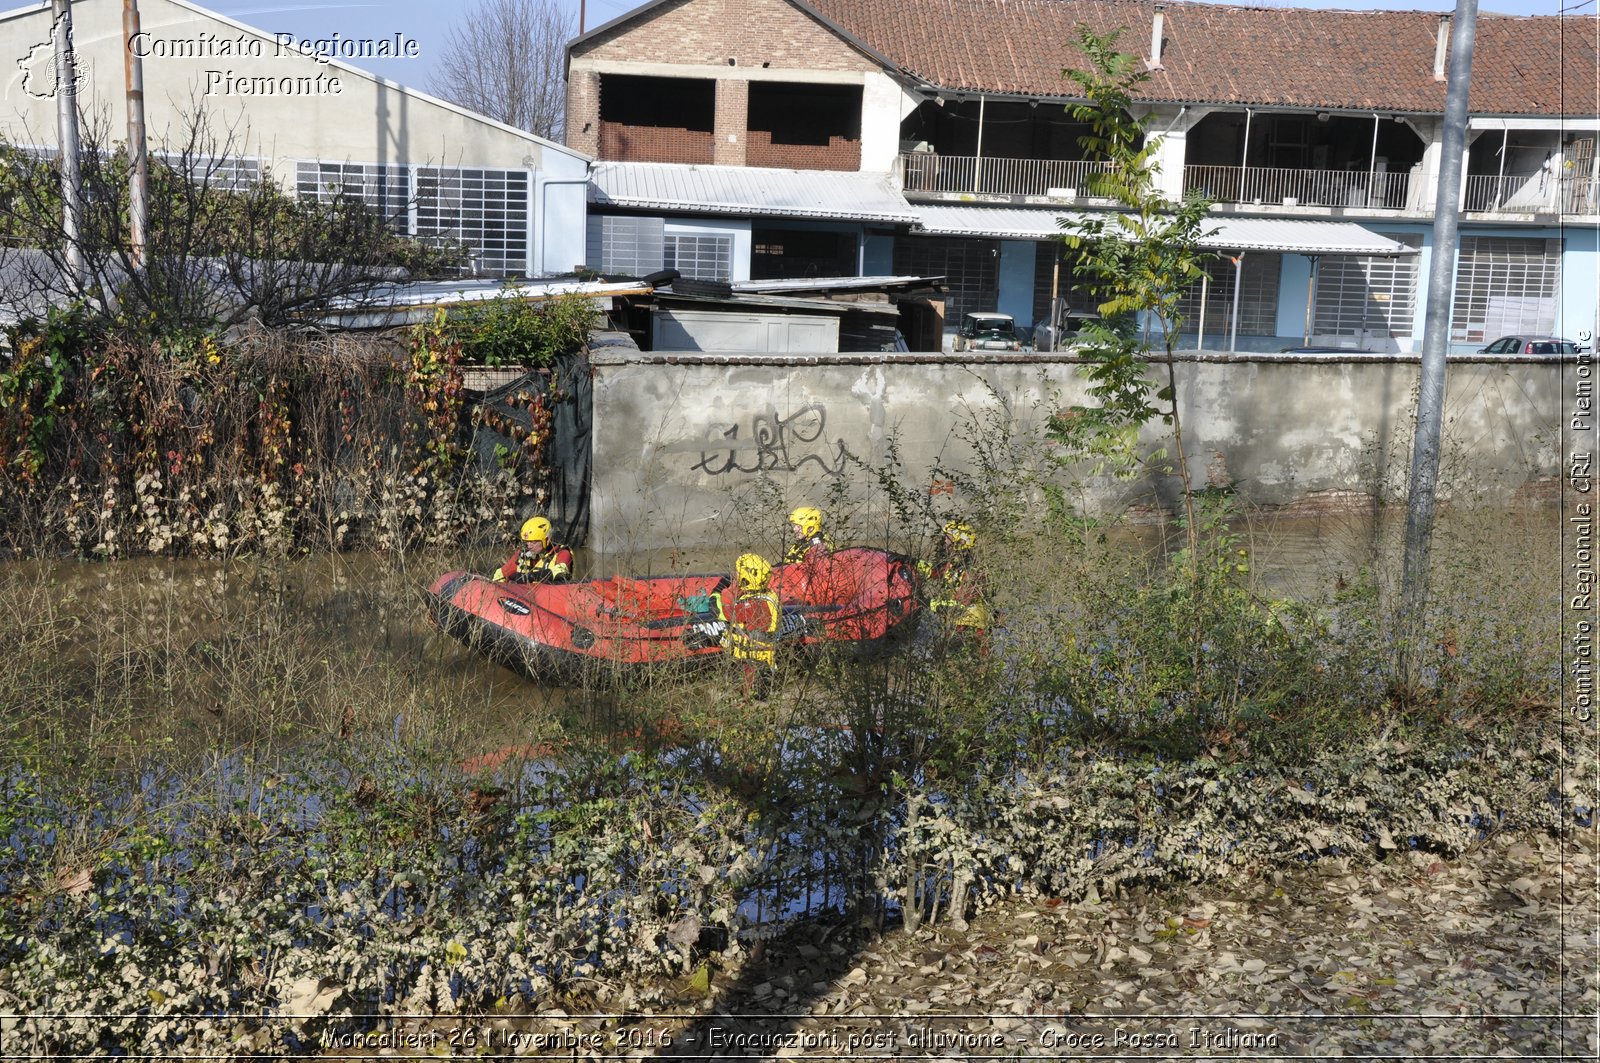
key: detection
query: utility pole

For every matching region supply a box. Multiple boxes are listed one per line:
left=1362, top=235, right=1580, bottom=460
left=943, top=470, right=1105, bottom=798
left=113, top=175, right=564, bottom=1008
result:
left=1399, top=0, right=1477, bottom=686
left=51, top=0, right=83, bottom=285
left=124, top=0, right=149, bottom=271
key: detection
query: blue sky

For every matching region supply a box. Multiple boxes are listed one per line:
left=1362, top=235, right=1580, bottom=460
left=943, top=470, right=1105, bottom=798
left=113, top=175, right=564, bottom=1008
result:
left=199, top=0, right=1590, bottom=95
left=197, top=0, right=634, bottom=91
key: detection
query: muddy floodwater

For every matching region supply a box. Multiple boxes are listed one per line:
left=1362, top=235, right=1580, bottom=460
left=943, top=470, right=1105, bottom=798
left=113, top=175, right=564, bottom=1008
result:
left=5, top=502, right=1564, bottom=761
left=1, top=502, right=1582, bottom=1060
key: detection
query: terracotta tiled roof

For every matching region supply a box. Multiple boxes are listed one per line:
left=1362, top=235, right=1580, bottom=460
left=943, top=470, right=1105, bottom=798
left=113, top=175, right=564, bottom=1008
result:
left=801, top=0, right=1599, bottom=116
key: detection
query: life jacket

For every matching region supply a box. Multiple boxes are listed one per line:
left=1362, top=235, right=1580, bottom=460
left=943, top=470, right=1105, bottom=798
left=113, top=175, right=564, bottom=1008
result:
left=515, top=543, right=572, bottom=582
left=783, top=534, right=834, bottom=565
left=725, top=589, right=781, bottom=667
left=927, top=555, right=991, bottom=630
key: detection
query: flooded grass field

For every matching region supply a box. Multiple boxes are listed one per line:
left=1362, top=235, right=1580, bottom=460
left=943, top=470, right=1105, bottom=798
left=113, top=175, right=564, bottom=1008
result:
left=2, top=500, right=1566, bottom=772
left=0, top=500, right=1582, bottom=1057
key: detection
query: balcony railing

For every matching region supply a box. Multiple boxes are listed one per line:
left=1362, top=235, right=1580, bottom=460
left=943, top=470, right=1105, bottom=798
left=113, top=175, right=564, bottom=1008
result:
left=898, top=152, right=1600, bottom=217
left=1183, top=164, right=1413, bottom=210
left=1459, top=173, right=1595, bottom=214
left=899, top=152, right=1110, bottom=198
left=1190, top=165, right=1599, bottom=216
left=1559, top=176, right=1599, bottom=215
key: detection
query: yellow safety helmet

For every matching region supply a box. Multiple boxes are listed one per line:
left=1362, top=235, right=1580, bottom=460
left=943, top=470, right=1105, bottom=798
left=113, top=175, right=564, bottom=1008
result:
left=519, top=516, right=553, bottom=545
left=942, top=520, right=976, bottom=550
left=788, top=506, right=823, bottom=539
left=736, top=552, right=773, bottom=592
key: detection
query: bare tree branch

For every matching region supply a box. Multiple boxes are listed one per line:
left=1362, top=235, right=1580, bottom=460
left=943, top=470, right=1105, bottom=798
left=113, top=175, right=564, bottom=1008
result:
left=430, top=0, right=573, bottom=141
left=0, top=105, right=463, bottom=337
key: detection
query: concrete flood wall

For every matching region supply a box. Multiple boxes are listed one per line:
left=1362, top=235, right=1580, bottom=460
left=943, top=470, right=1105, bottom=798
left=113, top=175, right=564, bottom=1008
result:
left=586, top=335, right=1569, bottom=557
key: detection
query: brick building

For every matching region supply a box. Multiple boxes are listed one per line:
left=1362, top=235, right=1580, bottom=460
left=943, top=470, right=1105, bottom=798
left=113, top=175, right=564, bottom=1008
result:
left=567, top=0, right=1599, bottom=352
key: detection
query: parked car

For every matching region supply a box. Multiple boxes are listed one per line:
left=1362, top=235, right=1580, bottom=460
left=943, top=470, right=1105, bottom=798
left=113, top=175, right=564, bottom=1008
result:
left=953, top=312, right=1024, bottom=352
left=1033, top=310, right=1102, bottom=353
left=1478, top=335, right=1584, bottom=355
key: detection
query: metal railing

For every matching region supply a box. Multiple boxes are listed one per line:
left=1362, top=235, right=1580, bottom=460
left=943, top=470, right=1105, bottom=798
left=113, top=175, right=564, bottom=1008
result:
left=897, top=152, right=1600, bottom=217
left=1559, top=176, right=1599, bottom=216
left=1182, top=164, right=1413, bottom=209
left=1460, top=173, right=1597, bottom=214
left=1190, top=164, right=1599, bottom=216
left=898, top=152, right=1110, bottom=198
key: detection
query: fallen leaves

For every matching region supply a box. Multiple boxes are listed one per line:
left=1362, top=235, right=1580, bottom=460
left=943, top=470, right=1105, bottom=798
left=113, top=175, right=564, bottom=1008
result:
left=656, top=829, right=1598, bottom=1058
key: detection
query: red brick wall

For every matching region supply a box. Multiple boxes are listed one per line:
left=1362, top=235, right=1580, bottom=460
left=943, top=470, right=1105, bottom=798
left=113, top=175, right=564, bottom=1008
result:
left=598, top=123, right=715, bottom=165
left=714, top=80, right=748, bottom=166
left=746, top=133, right=860, bottom=171
left=572, top=0, right=878, bottom=71
left=568, top=0, right=876, bottom=165
left=566, top=70, right=601, bottom=157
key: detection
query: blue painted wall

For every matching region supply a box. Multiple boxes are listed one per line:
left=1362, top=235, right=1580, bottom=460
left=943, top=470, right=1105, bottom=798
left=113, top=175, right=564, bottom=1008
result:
left=998, top=240, right=1037, bottom=327
left=977, top=222, right=1595, bottom=353
left=863, top=231, right=895, bottom=276
left=1276, top=254, right=1315, bottom=342
left=1560, top=225, right=1599, bottom=345
left=1424, top=222, right=1597, bottom=354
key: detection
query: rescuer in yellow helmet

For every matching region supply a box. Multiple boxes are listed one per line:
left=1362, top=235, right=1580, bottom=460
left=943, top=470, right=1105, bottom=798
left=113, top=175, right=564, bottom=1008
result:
left=724, top=552, right=782, bottom=699
left=492, top=515, right=575, bottom=584
left=784, top=505, right=835, bottom=565
left=917, top=519, right=992, bottom=641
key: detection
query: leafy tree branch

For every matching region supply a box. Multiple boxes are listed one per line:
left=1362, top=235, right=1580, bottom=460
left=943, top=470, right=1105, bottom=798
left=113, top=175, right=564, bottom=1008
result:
left=1049, top=26, right=1216, bottom=554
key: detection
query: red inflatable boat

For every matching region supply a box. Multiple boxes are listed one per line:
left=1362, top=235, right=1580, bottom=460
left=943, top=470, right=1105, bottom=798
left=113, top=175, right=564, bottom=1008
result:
left=427, top=547, right=922, bottom=680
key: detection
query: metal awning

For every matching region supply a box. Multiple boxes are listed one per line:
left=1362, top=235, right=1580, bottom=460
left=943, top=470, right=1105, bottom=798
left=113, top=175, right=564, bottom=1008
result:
left=1202, top=216, right=1417, bottom=256
left=731, top=275, right=943, bottom=294
left=319, top=278, right=654, bottom=329
left=590, top=162, right=921, bottom=224
left=914, top=206, right=1417, bottom=256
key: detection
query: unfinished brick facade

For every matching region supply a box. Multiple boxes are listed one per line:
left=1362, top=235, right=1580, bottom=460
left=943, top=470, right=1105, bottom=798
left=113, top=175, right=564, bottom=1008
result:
left=713, top=80, right=748, bottom=167
left=598, top=123, right=715, bottom=165
left=574, top=0, right=878, bottom=72
left=566, top=0, right=880, bottom=162
left=567, top=69, right=601, bottom=158
left=746, top=133, right=859, bottom=171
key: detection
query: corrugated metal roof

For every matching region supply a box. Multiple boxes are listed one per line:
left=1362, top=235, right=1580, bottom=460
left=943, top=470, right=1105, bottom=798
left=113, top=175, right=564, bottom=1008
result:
left=657, top=291, right=900, bottom=316
left=1202, top=216, right=1416, bottom=256
left=589, top=162, right=921, bottom=223
left=732, top=276, right=941, bottom=293
left=914, top=205, right=1080, bottom=240
left=333, top=278, right=653, bottom=309
left=914, top=206, right=1415, bottom=256
left=320, top=278, right=653, bottom=329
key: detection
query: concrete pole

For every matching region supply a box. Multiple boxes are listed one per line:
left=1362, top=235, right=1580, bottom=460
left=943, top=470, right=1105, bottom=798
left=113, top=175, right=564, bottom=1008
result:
left=52, top=0, right=83, bottom=284
left=1399, top=0, right=1477, bottom=686
left=124, top=0, right=149, bottom=271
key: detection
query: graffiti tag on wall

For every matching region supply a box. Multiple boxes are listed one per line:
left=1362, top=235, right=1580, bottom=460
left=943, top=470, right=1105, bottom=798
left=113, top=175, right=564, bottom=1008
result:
left=691, top=403, right=849, bottom=478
